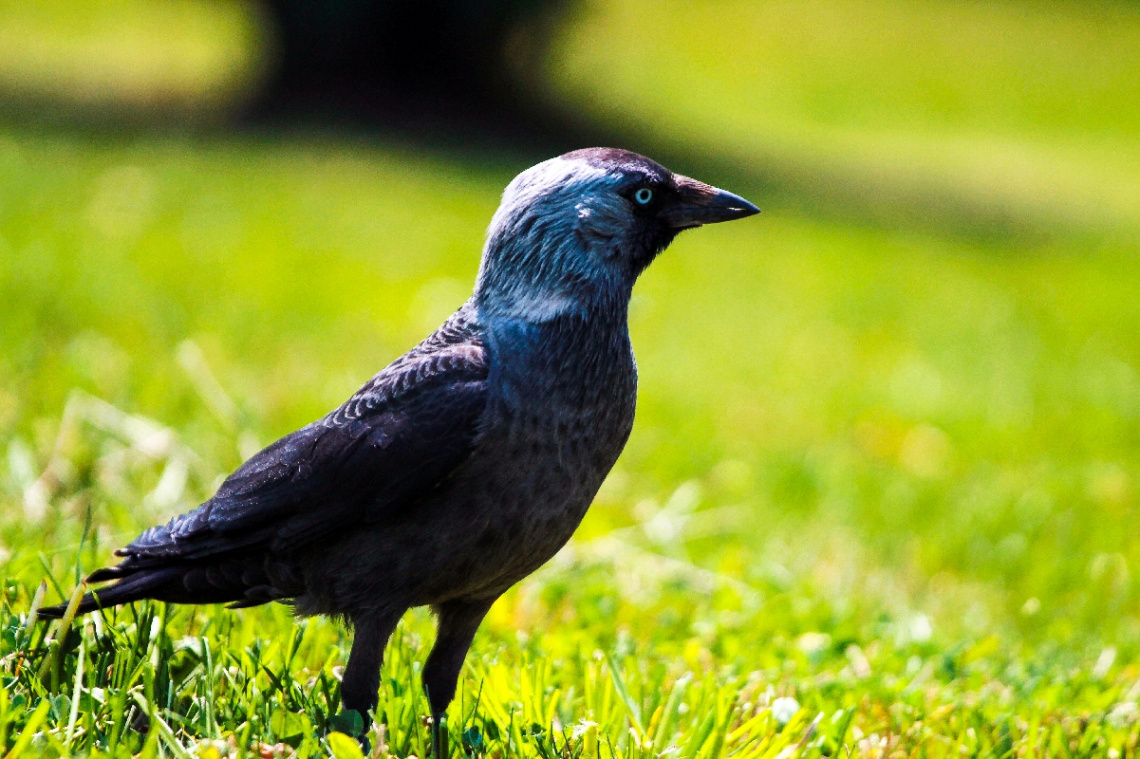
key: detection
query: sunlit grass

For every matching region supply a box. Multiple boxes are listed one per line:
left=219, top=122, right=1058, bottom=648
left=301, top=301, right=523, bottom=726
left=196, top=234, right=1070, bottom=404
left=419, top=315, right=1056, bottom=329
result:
left=2, top=121, right=1139, bottom=754
left=2, top=0, right=1140, bottom=754
left=0, top=0, right=263, bottom=116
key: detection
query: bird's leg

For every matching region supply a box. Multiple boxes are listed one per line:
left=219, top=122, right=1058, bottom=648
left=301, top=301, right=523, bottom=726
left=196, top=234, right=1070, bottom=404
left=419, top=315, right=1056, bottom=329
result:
left=423, top=597, right=497, bottom=758
left=340, top=609, right=403, bottom=743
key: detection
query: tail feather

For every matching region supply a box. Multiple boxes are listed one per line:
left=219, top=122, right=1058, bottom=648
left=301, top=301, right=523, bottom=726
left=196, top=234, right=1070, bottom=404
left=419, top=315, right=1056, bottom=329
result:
left=36, top=567, right=185, bottom=620
left=36, top=556, right=293, bottom=621
left=86, top=565, right=127, bottom=583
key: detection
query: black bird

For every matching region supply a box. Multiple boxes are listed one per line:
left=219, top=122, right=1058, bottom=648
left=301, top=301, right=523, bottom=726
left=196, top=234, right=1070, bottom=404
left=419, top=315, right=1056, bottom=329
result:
left=40, top=148, right=759, bottom=749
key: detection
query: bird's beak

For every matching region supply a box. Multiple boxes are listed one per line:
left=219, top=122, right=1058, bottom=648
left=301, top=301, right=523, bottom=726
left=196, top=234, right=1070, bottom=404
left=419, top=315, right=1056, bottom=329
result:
left=660, top=176, right=761, bottom=229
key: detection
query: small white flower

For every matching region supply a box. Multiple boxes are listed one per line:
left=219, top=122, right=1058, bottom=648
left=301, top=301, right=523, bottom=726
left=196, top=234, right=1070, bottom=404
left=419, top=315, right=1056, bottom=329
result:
left=796, top=632, right=830, bottom=654
left=771, top=696, right=800, bottom=725
left=1108, top=701, right=1139, bottom=728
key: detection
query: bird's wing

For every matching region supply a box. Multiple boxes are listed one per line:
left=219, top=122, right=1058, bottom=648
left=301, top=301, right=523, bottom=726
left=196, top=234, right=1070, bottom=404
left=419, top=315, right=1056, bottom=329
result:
left=119, top=320, right=489, bottom=562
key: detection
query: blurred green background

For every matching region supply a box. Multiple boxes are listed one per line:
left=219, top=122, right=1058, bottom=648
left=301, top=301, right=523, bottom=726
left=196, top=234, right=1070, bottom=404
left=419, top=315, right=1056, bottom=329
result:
left=2, top=0, right=1140, bottom=751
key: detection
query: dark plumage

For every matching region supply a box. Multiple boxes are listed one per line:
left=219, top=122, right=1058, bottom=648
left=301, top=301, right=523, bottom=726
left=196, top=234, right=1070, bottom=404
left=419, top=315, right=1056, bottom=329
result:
left=39, top=148, right=759, bottom=749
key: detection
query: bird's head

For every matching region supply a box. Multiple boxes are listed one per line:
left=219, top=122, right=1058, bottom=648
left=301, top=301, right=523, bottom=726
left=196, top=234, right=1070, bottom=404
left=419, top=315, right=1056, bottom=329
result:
left=475, top=148, right=759, bottom=322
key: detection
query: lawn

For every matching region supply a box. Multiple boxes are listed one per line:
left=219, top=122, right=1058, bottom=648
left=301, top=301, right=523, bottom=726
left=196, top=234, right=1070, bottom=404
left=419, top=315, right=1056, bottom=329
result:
left=2, top=0, right=1140, bottom=756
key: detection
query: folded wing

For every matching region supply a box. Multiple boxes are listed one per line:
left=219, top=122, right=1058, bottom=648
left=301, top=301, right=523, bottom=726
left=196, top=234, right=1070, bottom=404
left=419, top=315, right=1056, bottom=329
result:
left=40, top=310, right=489, bottom=617
left=127, top=336, right=488, bottom=563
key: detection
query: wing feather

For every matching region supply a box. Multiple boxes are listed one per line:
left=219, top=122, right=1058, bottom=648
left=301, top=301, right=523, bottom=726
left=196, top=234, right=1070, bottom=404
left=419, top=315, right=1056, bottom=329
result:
left=115, top=310, right=488, bottom=566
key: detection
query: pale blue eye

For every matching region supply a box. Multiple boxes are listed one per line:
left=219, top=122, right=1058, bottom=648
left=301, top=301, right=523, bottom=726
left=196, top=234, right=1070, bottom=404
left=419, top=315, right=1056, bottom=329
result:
left=634, top=187, right=654, bottom=205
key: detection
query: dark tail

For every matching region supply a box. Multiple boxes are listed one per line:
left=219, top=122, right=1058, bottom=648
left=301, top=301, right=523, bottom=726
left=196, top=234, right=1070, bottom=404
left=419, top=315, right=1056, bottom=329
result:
left=36, top=555, right=291, bottom=620
left=36, top=567, right=186, bottom=620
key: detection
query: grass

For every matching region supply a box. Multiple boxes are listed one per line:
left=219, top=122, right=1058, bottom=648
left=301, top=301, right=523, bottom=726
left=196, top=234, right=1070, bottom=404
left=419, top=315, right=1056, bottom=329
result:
left=0, top=0, right=262, bottom=118
left=2, top=0, right=1140, bottom=755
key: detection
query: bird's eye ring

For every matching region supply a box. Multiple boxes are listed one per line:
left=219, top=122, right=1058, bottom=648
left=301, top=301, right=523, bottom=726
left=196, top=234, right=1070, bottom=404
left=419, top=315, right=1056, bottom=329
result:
left=633, top=187, right=654, bottom=205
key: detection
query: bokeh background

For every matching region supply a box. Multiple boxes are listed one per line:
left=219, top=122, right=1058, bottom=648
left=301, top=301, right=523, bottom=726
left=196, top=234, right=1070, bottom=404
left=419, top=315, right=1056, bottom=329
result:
left=2, top=0, right=1140, bottom=751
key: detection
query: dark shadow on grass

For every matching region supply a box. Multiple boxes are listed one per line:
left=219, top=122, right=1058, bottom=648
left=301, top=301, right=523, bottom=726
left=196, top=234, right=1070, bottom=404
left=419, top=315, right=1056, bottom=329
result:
left=0, top=78, right=1062, bottom=253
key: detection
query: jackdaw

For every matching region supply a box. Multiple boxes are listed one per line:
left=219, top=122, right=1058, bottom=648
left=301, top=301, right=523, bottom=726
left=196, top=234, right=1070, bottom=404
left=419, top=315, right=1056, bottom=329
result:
left=40, top=148, right=759, bottom=749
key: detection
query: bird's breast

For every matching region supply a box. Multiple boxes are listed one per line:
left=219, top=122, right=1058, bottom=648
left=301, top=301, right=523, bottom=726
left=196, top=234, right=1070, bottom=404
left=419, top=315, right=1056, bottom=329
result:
left=410, top=321, right=638, bottom=602
left=486, top=340, right=637, bottom=503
